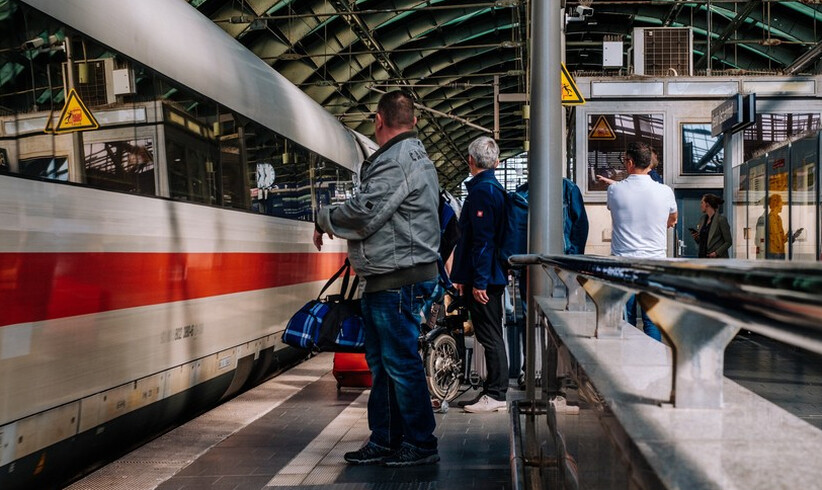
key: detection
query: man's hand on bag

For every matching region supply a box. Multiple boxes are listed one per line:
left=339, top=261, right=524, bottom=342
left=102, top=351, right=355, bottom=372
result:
left=472, top=287, right=489, bottom=305
left=453, top=283, right=463, bottom=296
left=313, top=229, right=334, bottom=251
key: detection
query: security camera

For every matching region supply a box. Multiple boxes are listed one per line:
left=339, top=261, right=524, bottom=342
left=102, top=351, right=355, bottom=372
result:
left=576, top=5, right=594, bottom=17
left=21, top=37, right=45, bottom=50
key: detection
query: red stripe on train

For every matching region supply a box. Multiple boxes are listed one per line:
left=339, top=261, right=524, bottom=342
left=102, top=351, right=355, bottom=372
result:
left=0, top=252, right=348, bottom=327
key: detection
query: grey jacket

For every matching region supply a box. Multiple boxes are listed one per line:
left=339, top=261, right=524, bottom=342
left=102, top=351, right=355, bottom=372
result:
left=699, top=212, right=732, bottom=258
left=317, top=132, right=440, bottom=292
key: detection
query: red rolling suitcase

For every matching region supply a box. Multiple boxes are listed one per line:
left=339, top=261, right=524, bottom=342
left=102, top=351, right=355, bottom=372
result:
left=333, top=352, right=372, bottom=390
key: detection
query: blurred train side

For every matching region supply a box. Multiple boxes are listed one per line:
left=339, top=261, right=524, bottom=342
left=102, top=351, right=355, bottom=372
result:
left=0, top=1, right=370, bottom=488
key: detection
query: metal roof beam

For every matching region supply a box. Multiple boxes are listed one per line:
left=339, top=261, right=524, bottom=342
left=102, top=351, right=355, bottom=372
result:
left=694, top=1, right=761, bottom=70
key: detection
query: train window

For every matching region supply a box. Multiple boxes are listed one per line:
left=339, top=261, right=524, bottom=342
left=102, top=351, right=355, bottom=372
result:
left=163, top=101, right=221, bottom=204
left=0, top=148, right=9, bottom=173
left=84, top=139, right=156, bottom=194
left=19, top=156, right=69, bottom=181
left=681, top=123, right=723, bottom=175
left=586, top=113, right=664, bottom=192
left=0, top=1, right=355, bottom=219
left=217, top=115, right=248, bottom=210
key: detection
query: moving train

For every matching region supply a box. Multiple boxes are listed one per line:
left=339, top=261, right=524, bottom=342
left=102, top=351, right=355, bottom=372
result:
left=0, top=1, right=375, bottom=488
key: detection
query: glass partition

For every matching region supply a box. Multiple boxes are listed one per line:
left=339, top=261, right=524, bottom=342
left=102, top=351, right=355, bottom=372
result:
left=765, top=147, right=791, bottom=260
left=748, top=156, right=767, bottom=259
left=790, top=135, right=818, bottom=261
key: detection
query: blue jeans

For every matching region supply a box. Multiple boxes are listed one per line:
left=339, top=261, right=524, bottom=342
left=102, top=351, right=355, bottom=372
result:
left=360, top=279, right=437, bottom=451
left=626, top=295, right=661, bottom=342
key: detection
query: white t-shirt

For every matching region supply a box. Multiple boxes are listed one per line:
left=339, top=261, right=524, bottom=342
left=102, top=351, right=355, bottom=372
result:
left=607, top=174, right=677, bottom=258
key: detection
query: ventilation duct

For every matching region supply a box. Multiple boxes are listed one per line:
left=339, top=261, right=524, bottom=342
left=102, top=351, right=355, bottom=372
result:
left=633, top=27, right=693, bottom=77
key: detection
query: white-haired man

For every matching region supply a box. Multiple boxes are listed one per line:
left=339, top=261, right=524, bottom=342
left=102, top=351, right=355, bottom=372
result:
left=451, top=136, right=509, bottom=413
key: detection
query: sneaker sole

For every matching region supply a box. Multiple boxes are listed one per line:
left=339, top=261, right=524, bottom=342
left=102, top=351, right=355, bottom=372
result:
left=463, top=405, right=507, bottom=413
left=383, top=454, right=440, bottom=467
left=344, top=457, right=387, bottom=465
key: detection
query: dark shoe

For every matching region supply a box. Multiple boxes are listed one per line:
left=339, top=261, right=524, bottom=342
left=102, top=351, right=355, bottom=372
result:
left=383, top=444, right=439, bottom=467
left=456, top=391, right=485, bottom=408
left=344, top=442, right=395, bottom=465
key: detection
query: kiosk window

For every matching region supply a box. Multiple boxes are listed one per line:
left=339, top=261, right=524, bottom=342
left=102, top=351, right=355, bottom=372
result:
left=681, top=123, right=723, bottom=175
left=586, top=113, right=664, bottom=192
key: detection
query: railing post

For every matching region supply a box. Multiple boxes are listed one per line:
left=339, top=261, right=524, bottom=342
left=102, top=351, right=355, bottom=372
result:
left=642, top=294, right=740, bottom=409
left=554, top=270, right=589, bottom=312
left=542, top=265, right=566, bottom=298
left=578, top=279, right=632, bottom=339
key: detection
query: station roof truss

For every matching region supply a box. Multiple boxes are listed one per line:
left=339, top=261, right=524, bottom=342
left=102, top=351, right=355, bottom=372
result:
left=193, top=0, right=822, bottom=190
left=4, top=1, right=822, bottom=192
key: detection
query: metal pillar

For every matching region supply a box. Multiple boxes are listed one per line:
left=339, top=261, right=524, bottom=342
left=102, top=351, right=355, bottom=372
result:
left=723, top=130, right=742, bottom=257
left=64, top=36, right=85, bottom=183
left=527, top=0, right=563, bottom=400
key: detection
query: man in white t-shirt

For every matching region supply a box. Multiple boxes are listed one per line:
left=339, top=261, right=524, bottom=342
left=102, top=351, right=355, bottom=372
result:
left=605, top=141, right=677, bottom=341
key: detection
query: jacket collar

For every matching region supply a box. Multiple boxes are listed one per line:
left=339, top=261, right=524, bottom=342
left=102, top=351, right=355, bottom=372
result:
left=466, top=168, right=498, bottom=190
left=365, top=131, right=418, bottom=165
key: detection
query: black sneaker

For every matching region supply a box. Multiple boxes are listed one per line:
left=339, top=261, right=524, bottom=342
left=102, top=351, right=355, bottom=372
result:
left=344, top=442, right=395, bottom=465
left=383, top=444, right=439, bottom=467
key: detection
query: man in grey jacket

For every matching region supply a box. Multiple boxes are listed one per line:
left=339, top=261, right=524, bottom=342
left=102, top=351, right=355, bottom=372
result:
left=314, top=90, right=441, bottom=466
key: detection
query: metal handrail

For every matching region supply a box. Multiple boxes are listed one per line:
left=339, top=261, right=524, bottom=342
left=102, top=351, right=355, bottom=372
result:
left=508, top=253, right=822, bottom=488
left=510, top=254, right=822, bottom=355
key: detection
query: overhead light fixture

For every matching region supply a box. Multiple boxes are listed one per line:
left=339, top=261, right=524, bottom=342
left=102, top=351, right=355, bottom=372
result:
left=500, top=41, right=520, bottom=49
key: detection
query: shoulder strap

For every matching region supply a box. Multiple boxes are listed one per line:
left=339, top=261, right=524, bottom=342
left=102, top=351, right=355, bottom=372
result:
left=317, top=259, right=351, bottom=300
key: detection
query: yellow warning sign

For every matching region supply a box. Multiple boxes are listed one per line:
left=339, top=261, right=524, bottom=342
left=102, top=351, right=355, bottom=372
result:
left=53, top=89, right=99, bottom=133
left=588, top=115, right=616, bottom=140
left=561, top=63, right=585, bottom=105
left=43, top=108, right=55, bottom=133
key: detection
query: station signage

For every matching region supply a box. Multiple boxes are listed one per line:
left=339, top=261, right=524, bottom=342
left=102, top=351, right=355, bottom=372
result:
left=711, top=93, right=755, bottom=136
left=561, top=63, right=585, bottom=105
left=45, top=89, right=99, bottom=134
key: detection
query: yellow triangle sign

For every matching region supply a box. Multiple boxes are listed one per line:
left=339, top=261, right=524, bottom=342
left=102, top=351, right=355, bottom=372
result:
left=43, top=108, right=55, bottom=133
left=54, top=89, right=99, bottom=133
left=561, top=63, right=585, bottom=105
left=588, top=115, right=616, bottom=140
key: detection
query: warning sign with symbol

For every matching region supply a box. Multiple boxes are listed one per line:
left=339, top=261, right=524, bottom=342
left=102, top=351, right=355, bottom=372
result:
left=588, top=115, right=616, bottom=140
left=52, top=89, right=99, bottom=134
left=561, top=63, right=585, bottom=105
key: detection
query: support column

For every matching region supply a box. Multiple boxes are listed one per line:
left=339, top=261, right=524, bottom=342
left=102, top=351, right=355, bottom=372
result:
left=723, top=129, right=742, bottom=257
left=527, top=0, right=564, bottom=401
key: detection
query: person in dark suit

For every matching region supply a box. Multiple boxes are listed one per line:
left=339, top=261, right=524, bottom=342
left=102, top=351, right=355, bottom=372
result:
left=690, top=193, right=732, bottom=258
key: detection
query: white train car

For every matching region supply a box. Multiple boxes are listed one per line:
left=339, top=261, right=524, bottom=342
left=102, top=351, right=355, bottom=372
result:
left=0, top=1, right=373, bottom=488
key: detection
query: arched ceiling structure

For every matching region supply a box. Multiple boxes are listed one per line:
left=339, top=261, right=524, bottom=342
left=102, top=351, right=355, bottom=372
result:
left=191, top=0, right=822, bottom=191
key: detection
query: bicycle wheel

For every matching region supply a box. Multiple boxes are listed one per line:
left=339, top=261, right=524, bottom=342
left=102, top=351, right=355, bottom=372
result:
left=425, top=334, right=462, bottom=402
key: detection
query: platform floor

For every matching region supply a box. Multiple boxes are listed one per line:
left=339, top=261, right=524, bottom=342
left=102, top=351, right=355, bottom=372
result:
left=68, top=353, right=519, bottom=490
left=66, top=331, right=822, bottom=490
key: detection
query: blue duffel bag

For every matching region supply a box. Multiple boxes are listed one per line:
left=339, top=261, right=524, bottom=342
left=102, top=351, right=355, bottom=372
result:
left=282, top=259, right=365, bottom=353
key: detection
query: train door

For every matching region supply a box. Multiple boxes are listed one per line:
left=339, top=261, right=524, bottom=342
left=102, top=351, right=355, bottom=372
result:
left=674, top=188, right=722, bottom=258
